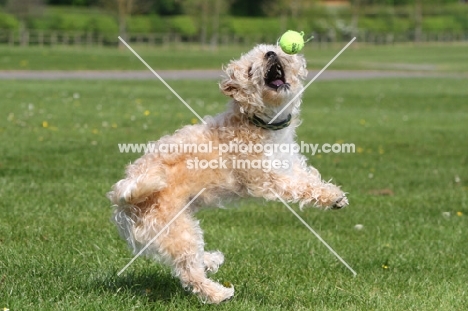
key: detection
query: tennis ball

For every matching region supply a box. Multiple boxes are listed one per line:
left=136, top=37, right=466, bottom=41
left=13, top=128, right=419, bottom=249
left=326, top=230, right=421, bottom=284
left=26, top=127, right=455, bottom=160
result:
left=279, top=30, right=305, bottom=54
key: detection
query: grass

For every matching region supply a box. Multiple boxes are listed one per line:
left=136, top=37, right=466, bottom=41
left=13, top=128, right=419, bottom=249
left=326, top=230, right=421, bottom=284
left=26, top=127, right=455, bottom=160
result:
left=1, top=77, right=467, bottom=310
left=1, top=42, right=468, bottom=72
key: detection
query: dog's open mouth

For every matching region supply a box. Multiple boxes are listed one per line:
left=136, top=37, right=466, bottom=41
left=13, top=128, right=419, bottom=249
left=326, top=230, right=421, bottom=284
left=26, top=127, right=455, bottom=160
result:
left=265, top=61, right=288, bottom=91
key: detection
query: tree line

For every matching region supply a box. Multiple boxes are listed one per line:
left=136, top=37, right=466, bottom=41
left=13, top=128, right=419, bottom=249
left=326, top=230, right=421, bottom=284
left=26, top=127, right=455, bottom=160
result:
left=1, top=1, right=465, bottom=17
left=1, top=0, right=467, bottom=47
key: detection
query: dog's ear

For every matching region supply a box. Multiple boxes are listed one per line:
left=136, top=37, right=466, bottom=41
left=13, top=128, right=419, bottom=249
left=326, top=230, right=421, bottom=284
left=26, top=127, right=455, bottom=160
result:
left=219, top=62, right=240, bottom=98
left=296, top=54, right=308, bottom=81
left=219, top=78, right=237, bottom=98
left=219, top=61, right=251, bottom=103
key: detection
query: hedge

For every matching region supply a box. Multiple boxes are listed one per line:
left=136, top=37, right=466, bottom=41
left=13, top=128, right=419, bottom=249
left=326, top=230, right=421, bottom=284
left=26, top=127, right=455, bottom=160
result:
left=1, top=5, right=468, bottom=40
left=0, top=11, right=18, bottom=30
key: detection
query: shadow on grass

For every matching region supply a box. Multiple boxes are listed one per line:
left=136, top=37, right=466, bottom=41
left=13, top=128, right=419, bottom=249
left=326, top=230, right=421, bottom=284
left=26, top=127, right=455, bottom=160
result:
left=92, top=268, right=190, bottom=303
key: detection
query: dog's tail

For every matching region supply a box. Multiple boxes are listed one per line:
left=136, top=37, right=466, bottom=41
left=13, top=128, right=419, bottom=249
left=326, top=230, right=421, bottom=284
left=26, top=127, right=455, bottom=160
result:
left=108, top=158, right=167, bottom=206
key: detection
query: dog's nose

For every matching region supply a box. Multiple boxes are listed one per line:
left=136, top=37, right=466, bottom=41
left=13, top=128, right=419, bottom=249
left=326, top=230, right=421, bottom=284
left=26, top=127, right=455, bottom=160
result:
left=265, top=51, right=277, bottom=59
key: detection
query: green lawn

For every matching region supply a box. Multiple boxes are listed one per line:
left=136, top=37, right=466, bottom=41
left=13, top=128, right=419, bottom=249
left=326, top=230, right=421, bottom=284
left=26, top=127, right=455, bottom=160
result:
left=1, top=77, right=467, bottom=310
left=1, top=42, right=468, bottom=72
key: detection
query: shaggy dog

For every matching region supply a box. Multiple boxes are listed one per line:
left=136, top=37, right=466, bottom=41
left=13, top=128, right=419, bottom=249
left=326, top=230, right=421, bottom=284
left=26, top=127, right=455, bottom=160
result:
left=108, top=44, right=348, bottom=304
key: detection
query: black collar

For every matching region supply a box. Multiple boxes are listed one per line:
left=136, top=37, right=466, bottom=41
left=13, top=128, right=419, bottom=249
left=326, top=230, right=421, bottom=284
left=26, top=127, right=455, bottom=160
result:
left=249, top=114, right=292, bottom=130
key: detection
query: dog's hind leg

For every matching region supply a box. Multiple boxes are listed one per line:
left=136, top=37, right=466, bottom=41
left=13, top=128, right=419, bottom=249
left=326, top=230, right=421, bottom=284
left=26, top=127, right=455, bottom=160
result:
left=152, top=208, right=233, bottom=304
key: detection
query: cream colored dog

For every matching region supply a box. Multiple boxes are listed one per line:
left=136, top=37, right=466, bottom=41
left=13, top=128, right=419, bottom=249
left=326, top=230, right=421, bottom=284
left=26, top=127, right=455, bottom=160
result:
left=108, top=44, right=348, bottom=304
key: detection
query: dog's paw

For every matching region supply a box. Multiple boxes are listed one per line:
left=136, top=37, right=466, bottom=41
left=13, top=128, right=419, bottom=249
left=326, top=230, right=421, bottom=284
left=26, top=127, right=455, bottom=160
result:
left=331, top=195, right=348, bottom=210
left=205, top=283, right=234, bottom=304
left=192, top=279, right=234, bottom=304
left=204, top=251, right=224, bottom=274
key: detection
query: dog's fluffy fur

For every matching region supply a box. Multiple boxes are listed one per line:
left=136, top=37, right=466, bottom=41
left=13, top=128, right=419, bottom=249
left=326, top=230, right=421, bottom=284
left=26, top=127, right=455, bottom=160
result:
left=108, top=44, right=348, bottom=303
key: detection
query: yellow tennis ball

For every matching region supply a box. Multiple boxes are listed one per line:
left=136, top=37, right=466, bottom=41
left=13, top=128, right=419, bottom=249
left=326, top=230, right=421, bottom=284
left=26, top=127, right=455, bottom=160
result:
left=279, top=30, right=305, bottom=54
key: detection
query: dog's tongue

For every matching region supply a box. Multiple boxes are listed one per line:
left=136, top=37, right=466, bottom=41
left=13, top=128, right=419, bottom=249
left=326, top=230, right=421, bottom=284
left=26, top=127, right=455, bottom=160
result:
left=270, top=79, right=284, bottom=87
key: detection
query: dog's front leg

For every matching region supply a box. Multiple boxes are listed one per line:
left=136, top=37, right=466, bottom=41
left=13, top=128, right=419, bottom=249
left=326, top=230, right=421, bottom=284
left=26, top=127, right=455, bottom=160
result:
left=249, top=163, right=348, bottom=209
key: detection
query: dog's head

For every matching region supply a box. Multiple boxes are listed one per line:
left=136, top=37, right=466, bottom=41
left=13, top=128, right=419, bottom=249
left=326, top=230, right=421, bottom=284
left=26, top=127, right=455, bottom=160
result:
left=220, top=44, right=308, bottom=120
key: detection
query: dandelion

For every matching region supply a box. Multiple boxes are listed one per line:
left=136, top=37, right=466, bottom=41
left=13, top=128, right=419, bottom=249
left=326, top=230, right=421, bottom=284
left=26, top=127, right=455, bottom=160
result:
left=42, top=121, right=49, bottom=128
left=191, top=118, right=198, bottom=124
left=457, top=211, right=463, bottom=216
left=382, top=264, right=389, bottom=269
left=357, top=147, right=364, bottom=154
left=92, top=129, right=99, bottom=134
left=111, top=123, right=118, bottom=128
left=359, top=119, right=366, bottom=125
left=144, top=110, right=150, bottom=116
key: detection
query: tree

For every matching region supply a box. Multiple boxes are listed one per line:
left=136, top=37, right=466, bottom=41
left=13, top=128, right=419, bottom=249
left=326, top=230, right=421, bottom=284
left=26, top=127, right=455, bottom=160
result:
left=414, top=0, right=422, bottom=42
left=350, top=0, right=362, bottom=38
left=6, top=0, right=44, bottom=46
left=262, top=0, right=316, bottom=33
left=100, top=0, right=151, bottom=48
left=181, top=0, right=231, bottom=49
left=47, top=0, right=100, bottom=5
left=230, top=0, right=266, bottom=16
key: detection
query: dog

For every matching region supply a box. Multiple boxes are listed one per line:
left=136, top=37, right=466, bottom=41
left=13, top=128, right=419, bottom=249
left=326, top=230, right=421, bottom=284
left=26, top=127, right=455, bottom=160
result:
left=108, top=44, right=348, bottom=304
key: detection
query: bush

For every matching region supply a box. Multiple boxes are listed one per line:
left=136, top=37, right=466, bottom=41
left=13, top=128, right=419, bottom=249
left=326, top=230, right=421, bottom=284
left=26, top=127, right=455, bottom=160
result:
left=27, top=12, right=89, bottom=31
left=391, top=18, right=411, bottom=33
left=28, top=11, right=118, bottom=34
left=86, top=16, right=118, bottom=34
left=309, top=18, right=334, bottom=34
left=169, top=16, right=197, bottom=36
left=359, top=17, right=390, bottom=33
left=127, top=16, right=152, bottom=33
left=27, top=16, right=53, bottom=30
left=423, top=16, right=463, bottom=33
left=53, top=13, right=90, bottom=31
left=149, top=15, right=171, bottom=33
left=228, top=17, right=281, bottom=38
left=0, top=12, right=18, bottom=30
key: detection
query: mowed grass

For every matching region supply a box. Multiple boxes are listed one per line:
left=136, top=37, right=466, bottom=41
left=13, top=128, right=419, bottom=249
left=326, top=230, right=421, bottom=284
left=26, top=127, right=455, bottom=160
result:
left=1, top=42, right=468, bottom=72
left=0, top=77, right=467, bottom=310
